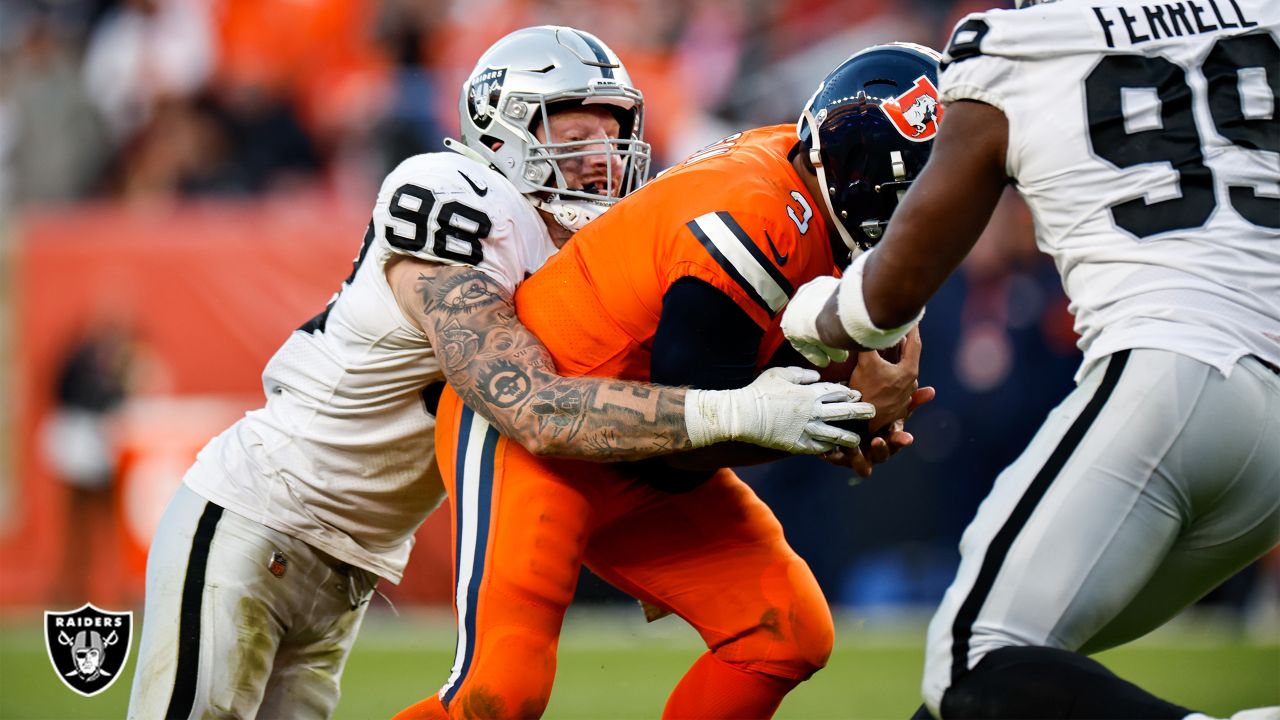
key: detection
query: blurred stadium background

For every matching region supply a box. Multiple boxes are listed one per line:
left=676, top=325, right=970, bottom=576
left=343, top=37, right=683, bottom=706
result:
left=0, top=0, right=1275, bottom=717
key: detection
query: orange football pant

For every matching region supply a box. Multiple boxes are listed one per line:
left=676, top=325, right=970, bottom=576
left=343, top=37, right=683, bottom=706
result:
left=396, top=388, right=833, bottom=719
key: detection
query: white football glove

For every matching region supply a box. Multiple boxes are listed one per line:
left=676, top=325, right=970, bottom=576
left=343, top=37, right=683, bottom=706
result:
left=780, top=275, right=849, bottom=368
left=685, top=366, right=875, bottom=454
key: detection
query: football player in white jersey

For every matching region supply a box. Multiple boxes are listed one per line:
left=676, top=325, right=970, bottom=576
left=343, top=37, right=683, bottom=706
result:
left=781, top=0, right=1279, bottom=717
left=127, top=26, right=876, bottom=720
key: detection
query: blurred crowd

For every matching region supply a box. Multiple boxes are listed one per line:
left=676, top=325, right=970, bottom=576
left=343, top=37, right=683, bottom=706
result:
left=0, top=0, right=991, bottom=211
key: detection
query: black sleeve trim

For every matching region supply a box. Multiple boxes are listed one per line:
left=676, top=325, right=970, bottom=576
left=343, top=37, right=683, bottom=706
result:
left=943, top=18, right=991, bottom=69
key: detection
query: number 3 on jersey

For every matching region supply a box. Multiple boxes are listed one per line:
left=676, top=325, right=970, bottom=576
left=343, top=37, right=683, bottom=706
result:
left=1084, top=32, right=1279, bottom=238
left=387, top=183, right=492, bottom=263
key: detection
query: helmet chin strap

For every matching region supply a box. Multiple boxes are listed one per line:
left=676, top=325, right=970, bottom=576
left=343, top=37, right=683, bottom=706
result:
left=444, top=137, right=502, bottom=169
left=807, top=139, right=862, bottom=259
left=447, top=137, right=610, bottom=233
left=535, top=196, right=611, bottom=233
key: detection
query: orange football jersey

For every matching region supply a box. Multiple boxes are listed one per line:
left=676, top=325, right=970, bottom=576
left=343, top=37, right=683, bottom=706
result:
left=516, top=124, right=840, bottom=380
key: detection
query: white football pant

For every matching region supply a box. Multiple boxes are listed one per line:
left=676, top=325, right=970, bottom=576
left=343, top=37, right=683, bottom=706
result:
left=128, top=483, right=377, bottom=719
left=923, top=350, right=1280, bottom=716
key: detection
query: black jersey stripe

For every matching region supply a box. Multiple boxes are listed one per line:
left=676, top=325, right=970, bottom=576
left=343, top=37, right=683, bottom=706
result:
left=299, top=220, right=375, bottom=334
left=572, top=29, right=615, bottom=79
left=686, top=218, right=775, bottom=316
left=165, top=501, right=224, bottom=719
left=949, top=349, right=1131, bottom=683
left=715, top=211, right=794, bottom=297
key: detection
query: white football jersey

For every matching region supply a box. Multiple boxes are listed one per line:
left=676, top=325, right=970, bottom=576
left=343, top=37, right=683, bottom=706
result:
left=940, top=0, right=1280, bottom=379
left=184, top=151, right=556, bottom=582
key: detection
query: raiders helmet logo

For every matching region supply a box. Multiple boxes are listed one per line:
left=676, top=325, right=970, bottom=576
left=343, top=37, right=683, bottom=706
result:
left=44, top=603, right=133, bottom=697
left=467, top=67, right=508, bottom=130
left=880, top=75, right=944, bottom=142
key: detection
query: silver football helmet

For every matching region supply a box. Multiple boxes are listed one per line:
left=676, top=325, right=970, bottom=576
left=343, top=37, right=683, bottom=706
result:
left=454, top=26, right=650, bottom=231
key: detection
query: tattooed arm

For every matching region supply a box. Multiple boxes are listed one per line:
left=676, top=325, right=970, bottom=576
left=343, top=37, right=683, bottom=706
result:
left=387, top=257, right=690, bottom=460
left=386, top=258, right=867, bottom=461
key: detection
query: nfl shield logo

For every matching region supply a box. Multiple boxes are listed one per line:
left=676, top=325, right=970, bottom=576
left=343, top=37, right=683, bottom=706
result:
left=44, top=603, right=133, bottom=697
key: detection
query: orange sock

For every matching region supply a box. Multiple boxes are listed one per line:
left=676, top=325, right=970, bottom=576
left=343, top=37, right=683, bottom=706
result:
left=393, top=693, right=448, bottom=719
left=662, top=652, right=801, bottom=719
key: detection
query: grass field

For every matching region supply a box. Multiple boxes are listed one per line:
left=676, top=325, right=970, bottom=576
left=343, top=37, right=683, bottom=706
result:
left=1, top=607, right=1276, bottom=719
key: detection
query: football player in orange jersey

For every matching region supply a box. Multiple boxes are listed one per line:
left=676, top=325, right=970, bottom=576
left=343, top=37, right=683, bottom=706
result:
left=396, top=44, right=942, bottom=720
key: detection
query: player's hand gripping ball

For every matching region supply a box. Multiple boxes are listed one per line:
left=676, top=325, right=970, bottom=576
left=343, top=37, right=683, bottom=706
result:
left=817, top=356, right=871, bottom=439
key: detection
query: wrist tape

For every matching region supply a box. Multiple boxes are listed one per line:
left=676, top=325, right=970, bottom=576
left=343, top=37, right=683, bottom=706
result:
left=835, top=250, right=924, bottom=350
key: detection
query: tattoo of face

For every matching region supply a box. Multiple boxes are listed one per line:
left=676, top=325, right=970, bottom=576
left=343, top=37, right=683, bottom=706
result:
left=479, top=359, right=532, bottom=408
left=436, top=272, right=504, bottom=316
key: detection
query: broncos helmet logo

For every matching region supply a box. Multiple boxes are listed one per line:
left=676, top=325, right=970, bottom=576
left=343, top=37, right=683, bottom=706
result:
left=902, top=94, right=940, bottom=137
left=880, top=75, right=944, bottom=142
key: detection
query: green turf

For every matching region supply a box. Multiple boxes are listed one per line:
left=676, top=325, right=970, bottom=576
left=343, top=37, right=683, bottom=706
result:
left=1, top=610, right=1275, bottom=719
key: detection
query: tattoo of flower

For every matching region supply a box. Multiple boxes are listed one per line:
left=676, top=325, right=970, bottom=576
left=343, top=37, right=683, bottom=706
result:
left=437, top=322, right=481, bottom=373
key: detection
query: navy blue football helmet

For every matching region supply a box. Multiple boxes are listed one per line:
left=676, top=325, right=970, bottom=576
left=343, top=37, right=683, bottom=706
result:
left=797, top=42, right=943, bottom=256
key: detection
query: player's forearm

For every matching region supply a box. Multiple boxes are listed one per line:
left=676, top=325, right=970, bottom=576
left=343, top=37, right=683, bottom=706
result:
left=862, top=100, right=1009, bottom=328
left=453, top=366, right=696, bottom=461
left=413, top=265, right=860, bottom=460
left=410, top=265, right=697, bottom=460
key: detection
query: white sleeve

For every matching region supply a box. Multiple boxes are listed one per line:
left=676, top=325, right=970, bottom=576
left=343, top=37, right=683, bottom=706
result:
left=371, top=153, right=529, bottom=295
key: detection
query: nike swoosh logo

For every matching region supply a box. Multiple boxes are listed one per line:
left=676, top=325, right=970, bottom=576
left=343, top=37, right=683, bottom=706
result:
left=765, top=230, right=789, bottom=266
left=458, top=170, right=488, bottom=197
